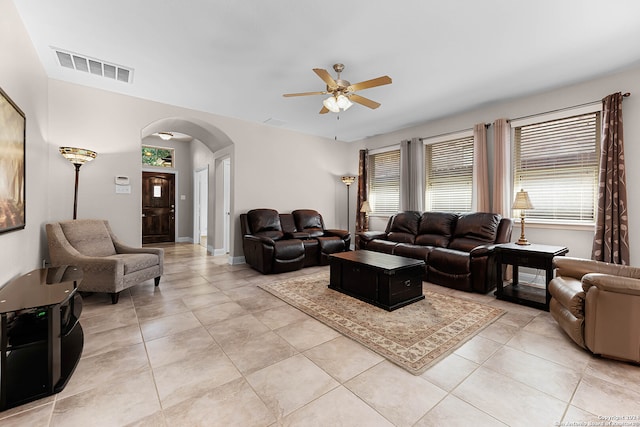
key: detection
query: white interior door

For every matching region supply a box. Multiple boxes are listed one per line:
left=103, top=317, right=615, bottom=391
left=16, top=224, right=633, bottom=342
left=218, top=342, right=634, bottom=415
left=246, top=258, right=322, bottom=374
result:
left=223, top=158, right=231, bottom=253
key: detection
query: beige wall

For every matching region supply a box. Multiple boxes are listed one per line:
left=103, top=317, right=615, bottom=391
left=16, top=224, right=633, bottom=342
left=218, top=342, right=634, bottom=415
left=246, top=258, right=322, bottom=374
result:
left=0, top=0, right=49, bottom=284
left=352, top=66, right=640, bottom=265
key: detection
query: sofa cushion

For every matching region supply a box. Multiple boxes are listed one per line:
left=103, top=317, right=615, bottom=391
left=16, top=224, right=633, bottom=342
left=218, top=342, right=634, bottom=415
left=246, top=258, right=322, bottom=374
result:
left=248, top=209, right=284, bottom=240
left=387, top=211, right=421, bottom=244
left=453, top=212, right=501, bottom=241
left=111, top=253, right=160, bottom=274
left=428, top=248, right=470, bottom=273
left=448, top=212, right=501, bottom=251
left=393, top=243, right=431, bottom=261
left=272, top=239, right=305, bottom=260
left=292, top=210, right=326, bottom=237
left=415, top=212, right=457, bottom=247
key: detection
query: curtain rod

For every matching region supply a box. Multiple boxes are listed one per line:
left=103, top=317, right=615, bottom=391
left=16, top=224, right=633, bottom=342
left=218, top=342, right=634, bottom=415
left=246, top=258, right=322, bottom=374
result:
left=509, top=92, right=631, bottom=123
left=418, top=123, right=491, bottom=142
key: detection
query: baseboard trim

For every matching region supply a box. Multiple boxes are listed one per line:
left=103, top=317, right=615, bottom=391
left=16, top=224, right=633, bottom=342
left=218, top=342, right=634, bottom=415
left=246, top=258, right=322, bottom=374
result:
left=176, top=237, right=193, bottom=243
left=229, top=256, right=245, bottom=265
left=213, top=248, right=226, bottom=256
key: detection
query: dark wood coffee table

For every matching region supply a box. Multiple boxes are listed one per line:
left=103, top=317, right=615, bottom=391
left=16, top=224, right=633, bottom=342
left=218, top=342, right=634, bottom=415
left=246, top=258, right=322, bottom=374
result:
left=329, top=250, right=425, bottom=311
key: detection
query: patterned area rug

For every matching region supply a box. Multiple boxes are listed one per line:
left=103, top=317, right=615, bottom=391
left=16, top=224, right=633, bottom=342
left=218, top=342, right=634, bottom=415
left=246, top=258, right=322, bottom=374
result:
left=259, top=272, right=505, bottom=375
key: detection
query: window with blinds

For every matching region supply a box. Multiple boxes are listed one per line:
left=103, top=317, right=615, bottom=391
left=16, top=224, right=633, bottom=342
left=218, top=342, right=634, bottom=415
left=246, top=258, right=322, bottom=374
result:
left=424, top=135, right=474, bottom=212
left=368, top=149, right=400, bottom=216
left=513, top=112, right=600, bottom=223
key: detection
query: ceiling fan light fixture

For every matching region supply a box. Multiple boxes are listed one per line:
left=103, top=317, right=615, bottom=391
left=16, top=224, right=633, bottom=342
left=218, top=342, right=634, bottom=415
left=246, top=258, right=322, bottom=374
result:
left=336, top=94, right=353, bottom=110
left=323, top=96, right=340, bottom=113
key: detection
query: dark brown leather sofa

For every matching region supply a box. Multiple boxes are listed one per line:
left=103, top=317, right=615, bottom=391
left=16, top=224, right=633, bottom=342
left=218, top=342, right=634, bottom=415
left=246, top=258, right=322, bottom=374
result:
left=359, top=211, right=512, bottom=293
left=240, top=208, right=350, bottom=274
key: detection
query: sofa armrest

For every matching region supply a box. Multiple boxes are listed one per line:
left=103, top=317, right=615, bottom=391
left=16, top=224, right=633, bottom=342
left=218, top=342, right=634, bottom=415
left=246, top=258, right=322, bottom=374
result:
left=358, top=231, right=386, bottom=243
left=324, top=229, right=350, bottom=239
left=244, top=234, right=277, bottom=246
left=582, top=273, right=640, bottom=296
left=285, top=232, right=310, bottom=240
left=469, top=244, right=496, bottom=257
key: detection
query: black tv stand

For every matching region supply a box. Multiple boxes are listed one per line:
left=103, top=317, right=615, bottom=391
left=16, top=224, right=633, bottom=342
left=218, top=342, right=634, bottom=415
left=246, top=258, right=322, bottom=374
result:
left=0, top=266, right=83, bottom=411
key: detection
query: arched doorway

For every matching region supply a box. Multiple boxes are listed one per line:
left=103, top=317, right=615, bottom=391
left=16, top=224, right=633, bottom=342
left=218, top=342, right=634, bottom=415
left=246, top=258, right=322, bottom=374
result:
left=140, top=118, right=234, bottom=259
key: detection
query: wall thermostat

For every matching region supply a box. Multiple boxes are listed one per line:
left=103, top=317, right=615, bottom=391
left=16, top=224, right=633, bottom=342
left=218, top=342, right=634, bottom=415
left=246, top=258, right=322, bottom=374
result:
left=115, top=176, right=130, bottom=185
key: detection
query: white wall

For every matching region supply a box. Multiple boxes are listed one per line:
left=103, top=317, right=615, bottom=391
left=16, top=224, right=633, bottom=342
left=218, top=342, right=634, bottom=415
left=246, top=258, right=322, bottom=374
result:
left=353, top=65, right=640, bottom=266
left=0, top=0, right=49, bottom=284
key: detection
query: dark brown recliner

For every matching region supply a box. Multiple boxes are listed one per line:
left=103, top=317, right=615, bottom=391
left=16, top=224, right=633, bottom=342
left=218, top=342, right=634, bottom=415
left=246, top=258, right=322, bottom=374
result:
left=292, top=209, right=351, bottom=265
left=240, top=209, right=305, bottom=274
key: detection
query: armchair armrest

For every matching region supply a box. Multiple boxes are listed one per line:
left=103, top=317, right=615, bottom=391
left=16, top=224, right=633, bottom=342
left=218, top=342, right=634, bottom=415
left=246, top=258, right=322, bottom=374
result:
left=324, top=229, right=350, bottom=239
left=582, top=273, right=640, bottom=296
left=554, top=256, right=640, bottom=280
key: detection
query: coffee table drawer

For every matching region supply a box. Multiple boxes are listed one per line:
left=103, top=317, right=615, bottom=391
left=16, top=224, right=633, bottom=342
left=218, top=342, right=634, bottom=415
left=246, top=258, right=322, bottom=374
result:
left=383, top=267, right=424, bottom=306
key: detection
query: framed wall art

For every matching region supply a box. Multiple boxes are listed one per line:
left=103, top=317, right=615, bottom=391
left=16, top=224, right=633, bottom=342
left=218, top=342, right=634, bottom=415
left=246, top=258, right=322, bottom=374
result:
left=0, top=86, right=26, bottom=234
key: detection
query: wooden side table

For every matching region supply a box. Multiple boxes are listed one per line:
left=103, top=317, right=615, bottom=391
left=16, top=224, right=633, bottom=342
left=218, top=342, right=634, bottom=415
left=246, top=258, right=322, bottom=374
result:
left=494, top=243, right=569, bottom=311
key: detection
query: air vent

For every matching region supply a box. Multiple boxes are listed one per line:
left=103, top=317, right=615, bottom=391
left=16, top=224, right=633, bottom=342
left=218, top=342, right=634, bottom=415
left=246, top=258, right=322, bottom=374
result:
left=53, top=48, right=133, bottom=84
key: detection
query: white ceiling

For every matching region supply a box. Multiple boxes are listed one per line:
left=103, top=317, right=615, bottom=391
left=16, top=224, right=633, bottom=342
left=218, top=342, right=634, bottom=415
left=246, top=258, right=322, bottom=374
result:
left=12, top=0, right=640, bottom=142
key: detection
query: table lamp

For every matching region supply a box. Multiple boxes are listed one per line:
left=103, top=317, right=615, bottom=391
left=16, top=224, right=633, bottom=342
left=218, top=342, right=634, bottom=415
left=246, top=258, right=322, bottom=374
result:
left=512, top=189, right=534, bottom=245
left=360, top=200, right=372, bottom=231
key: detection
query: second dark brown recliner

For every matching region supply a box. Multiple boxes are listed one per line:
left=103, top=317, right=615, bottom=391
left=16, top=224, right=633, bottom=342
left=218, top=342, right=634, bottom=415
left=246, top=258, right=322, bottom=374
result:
left=240, top=209, right=305, bottom=274
left=292, top=209, right=351, bottom=265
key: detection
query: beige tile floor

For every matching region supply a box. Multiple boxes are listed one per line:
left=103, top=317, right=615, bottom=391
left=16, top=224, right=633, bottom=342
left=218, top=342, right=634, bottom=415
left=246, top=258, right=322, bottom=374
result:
left=2, top=243, right=639, bottom=426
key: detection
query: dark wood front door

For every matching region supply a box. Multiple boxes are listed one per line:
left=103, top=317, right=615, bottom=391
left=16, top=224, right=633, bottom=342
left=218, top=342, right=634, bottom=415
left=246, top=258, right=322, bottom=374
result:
left=142, top=172, right=175, bottom=244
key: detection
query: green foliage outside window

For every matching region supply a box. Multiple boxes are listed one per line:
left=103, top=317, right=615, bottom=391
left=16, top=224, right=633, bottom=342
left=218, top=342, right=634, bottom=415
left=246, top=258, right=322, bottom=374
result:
left=142, top=145, right=174, bottom=168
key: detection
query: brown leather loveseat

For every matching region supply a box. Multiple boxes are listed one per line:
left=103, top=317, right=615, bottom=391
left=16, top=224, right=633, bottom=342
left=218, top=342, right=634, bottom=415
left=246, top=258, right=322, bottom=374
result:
left=240, top=208, right=350, bottom=274
left=359, top=211, right=512, bottom=293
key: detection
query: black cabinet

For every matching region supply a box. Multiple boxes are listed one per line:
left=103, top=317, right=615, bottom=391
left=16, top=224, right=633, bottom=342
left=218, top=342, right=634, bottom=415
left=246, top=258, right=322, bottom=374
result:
left=0, top=266, right=83, bottom=411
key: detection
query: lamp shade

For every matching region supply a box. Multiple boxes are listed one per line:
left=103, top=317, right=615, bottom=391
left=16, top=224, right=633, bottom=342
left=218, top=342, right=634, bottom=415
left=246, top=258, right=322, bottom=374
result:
left=512, top=189, right=533, bottom=210
left=336, top=94, right=353, bottom=110
left=341, top=176, right=356, bottom=186
left=59, top=147, right=97, bottom=165
left=360, top=200, right=372, bottom=213
left=323, top=96, right=340, bottom=113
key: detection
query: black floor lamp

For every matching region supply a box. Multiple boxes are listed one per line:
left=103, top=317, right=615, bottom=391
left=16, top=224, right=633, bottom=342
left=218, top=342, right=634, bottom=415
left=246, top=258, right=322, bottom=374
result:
left=341, top=176, right=356, bottom=232
left=59, top=147, right=97, bottom=219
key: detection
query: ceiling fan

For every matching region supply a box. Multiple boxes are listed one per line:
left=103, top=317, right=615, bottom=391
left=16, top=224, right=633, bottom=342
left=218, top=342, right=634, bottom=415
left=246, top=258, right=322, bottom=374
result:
left=283, top=63, right=392, bottom=114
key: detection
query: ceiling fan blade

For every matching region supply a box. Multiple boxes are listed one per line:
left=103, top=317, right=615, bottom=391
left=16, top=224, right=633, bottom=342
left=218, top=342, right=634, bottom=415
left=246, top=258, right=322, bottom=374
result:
left=349, top=93, right=381, bottom=109
left=283, top=91, right=327, bottom=97
left=319, top=106, right=329, bottom=114
left=313, top=68, right=337, bottom=89
left=347, top=76, right=392, bottom=92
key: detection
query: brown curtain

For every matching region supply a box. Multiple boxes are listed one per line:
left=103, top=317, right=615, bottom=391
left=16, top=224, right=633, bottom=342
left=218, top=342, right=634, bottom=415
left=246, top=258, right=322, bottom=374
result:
left=592, top=92, right=630, bottom=264
left=473, top=123, right=490, bottom=212
left=356, top=149, right=369, bottom=233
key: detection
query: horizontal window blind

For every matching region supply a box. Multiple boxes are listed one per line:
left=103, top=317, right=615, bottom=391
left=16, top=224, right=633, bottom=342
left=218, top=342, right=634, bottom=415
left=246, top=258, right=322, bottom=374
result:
left=513, top=112, right=600, bottom=223
left=424, top=135, right=474, bottom=213
left=368, top=149, right=400, bottom=215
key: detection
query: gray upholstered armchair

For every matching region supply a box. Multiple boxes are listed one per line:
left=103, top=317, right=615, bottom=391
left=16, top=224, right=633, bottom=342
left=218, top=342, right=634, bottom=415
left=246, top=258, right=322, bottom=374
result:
left=46, top=219, right=164, bottom=304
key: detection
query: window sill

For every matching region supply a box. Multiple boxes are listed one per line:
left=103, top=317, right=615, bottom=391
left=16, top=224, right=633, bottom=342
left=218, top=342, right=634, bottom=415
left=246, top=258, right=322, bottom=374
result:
left=511, top=219, right=595, bottom=232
